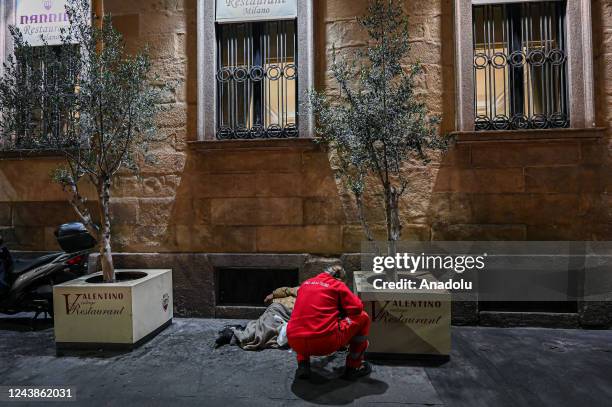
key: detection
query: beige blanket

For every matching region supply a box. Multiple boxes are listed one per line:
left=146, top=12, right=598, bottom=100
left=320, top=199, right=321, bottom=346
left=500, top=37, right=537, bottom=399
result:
left=232, top=302, right=291, bottom=351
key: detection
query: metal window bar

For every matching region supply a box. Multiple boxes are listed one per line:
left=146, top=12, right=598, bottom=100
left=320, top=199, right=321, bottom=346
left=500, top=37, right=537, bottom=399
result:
left=216, top=20, right=298, bottom=140
left=473, top=1, right=568, bottom=131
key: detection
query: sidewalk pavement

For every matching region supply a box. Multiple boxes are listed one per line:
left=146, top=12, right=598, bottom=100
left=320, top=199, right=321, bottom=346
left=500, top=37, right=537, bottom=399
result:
left=0, top=316, right=611, bottom=406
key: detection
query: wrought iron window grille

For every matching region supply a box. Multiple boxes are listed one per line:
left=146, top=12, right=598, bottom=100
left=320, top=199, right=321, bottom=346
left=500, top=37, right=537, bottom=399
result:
left=216, top=20, right=298, bottom=140
left=473, top=1, right=569, bottom=131
left=1, top=45, right=78, bottom=151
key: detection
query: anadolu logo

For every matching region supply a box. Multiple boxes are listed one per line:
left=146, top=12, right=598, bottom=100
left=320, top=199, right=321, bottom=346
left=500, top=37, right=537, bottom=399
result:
left=162, top=293, right=170, bottom=312
left=43, top=0, right=53, bottom=11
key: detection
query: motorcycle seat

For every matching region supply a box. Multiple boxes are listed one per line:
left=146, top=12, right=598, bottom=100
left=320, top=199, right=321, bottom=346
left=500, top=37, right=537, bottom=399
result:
left=11, top=253, right=63, bottom=276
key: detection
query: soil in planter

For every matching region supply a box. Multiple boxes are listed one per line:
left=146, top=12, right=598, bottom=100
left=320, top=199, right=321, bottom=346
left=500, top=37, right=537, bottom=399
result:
left=86, top=272, right=148, bottom=284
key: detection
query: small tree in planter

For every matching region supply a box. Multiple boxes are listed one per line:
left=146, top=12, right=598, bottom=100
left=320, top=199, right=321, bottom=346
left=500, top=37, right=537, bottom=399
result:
left=0, top=0, right=164, bottom=283
left=309, top=0, right=448, bottom=281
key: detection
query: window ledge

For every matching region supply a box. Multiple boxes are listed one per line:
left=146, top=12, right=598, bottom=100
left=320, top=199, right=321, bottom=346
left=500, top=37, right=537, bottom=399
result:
left=0, top=149, right=65, bottom=160
left=188, top=138, right=324, bottom=152
left=451, top=127, right=607, bottom=144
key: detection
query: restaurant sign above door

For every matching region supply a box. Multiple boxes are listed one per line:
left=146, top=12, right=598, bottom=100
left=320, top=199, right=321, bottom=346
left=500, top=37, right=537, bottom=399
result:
left=216, top=0, right=298, bottom=23
left=15, top=0, right=76, bottom=46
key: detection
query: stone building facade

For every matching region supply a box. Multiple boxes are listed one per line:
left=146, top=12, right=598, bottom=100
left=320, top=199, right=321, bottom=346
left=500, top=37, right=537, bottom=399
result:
left=0, top=0, right=610, bottom=325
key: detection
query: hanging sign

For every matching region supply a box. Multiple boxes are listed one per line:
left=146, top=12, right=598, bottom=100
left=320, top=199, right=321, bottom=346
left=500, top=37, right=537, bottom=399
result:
left=15, top=0, right=84, bottom=46
left=216, top=0, right=298, bottom=23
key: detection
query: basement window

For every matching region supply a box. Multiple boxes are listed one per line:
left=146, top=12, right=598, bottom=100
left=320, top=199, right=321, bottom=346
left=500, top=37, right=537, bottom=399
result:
left=216, top=268, right=299, bottom=307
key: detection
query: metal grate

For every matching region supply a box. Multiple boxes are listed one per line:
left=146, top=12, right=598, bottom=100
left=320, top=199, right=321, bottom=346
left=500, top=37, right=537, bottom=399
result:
left=473, top=1, right=569, bottom=131
left=216, top=21, right=298, bottom=140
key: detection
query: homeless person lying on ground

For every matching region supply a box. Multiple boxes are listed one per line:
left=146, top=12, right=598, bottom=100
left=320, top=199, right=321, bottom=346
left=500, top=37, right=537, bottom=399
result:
left=215, top=286, right=299, bottom=350
left=287, top=265, right=372, bottom=381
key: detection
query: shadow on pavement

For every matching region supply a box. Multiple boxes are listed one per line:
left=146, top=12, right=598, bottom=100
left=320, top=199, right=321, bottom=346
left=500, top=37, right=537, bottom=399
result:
left=369, top=357, right=450, bottom=368
left=291, top=355, right=389, bottom=405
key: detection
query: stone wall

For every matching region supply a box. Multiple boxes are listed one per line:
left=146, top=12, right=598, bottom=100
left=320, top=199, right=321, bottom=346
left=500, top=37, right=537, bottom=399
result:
left=0, top=0, right=609, bottom=256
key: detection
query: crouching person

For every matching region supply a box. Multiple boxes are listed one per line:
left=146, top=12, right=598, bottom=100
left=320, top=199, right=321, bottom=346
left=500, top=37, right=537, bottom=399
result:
left=287, top=265, right=371, bottom=380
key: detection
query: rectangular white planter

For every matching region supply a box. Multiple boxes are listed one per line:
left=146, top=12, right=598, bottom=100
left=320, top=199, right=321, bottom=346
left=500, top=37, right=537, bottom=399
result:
left=53, top=269, right=173, bottom=351
left=354, top=271, right=451, bottom=359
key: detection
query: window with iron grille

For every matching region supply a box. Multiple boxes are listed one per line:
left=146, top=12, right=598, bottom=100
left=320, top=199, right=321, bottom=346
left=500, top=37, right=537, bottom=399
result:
left=473, top=1, right=569, bottom=131
left=3, top=44, right=79, bottom=150
left=216, top=21, right=298, bottom=140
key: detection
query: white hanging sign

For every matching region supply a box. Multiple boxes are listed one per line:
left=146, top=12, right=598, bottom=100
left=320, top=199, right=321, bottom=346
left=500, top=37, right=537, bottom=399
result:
left=216, top=0, right=298, bottom=23
left=15, top=0, right=75, bottom=46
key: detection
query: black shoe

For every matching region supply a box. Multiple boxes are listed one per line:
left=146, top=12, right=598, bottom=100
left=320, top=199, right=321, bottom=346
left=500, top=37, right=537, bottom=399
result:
left=214, top=327, right=235, bottom=348
left=296, top=361, right=311, bottom=380
left=343, top=361, right=372, bottom=380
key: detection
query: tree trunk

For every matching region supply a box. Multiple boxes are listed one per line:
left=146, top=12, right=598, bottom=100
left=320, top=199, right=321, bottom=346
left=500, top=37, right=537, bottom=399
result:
left=99, top=178, right=115, bottom=283
left=385, top=185, right=402, bottom=282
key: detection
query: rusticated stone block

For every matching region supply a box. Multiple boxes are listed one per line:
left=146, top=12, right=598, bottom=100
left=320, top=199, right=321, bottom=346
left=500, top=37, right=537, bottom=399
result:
left=138, top=11, right=187, bottom=35
left=210, top=198, right=303, bottom=226
left=525, top=224, right=593, bottom=241
left=256, top=225, right=343, bottom=254
left=109, top=198, right=140, bottom=225
left=112, top=14, right=140, bottom=39
left=171, top=198, right=210, bottom=225
left=467, top=194, right=529, bottom=224
left=322, top=0, right=369, bottom=21
left=341, top=225, right=387, bottom=253
left=426, top=193, right=473, bottom=224
left=521, top=194, right=582, bottom=226
left=581, top=141, right=607, bottom=165
left=13, top=202, right=75, bottom=227
left=202, top=151, right=302, bottom=174
left=139, top=197, right=175, bottom=226
left=303, top=197, right=345, bottom=225
left=431, top=224, right=526, bottom=241
left=142, top=34, right=177, bottom=60
left=175, top=225, right=257, bottom=253
left=471, top=142, right=581, bottom=168
left=525, top=167, right=603, bottom=194
left=434, top=168, right=525, bottom=193
left=255, top=173, right=304, bottom=197
left=190, top=173, right=258, bottom=198
left=0, top=159, right=93, bottom=202
left=438, top=144, right=471, bottom=168
left=140, top=152, right=186, bottom=175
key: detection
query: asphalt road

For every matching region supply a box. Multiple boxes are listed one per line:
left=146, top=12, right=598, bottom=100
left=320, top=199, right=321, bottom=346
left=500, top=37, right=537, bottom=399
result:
left=0, top=316, right=611, bottom=406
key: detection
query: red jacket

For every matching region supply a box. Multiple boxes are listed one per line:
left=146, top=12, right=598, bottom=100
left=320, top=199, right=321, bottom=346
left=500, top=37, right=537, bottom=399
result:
left=287, top=273, right=363, bottom=339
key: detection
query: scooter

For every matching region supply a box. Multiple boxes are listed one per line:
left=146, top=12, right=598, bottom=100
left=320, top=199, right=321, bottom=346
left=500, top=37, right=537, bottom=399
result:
left=0, top=222, right=97, bottom=320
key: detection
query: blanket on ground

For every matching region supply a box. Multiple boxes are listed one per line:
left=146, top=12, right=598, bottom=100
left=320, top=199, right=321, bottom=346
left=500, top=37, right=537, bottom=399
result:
left=232, top=302, right=291, bottom=351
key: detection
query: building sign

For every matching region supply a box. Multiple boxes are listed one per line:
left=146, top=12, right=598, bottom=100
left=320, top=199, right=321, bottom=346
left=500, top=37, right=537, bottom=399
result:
left=216, top=0, right=297, bottom=23
left=15, top=0, right=85, bottom=46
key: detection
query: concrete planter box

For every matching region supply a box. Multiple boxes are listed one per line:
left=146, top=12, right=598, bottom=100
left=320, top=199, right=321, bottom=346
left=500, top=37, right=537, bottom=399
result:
left=354, top=271, right=451, bottom=359
left=53, top=269, right=173, bottom=351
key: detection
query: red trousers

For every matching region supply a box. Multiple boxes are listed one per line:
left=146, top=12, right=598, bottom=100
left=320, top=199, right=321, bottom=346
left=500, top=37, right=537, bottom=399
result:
left=288, top=311, right=371, bottom=369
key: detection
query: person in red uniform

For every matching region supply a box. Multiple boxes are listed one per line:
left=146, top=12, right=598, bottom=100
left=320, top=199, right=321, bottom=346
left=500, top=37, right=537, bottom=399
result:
left=287, top=265, right=372, bottom=380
